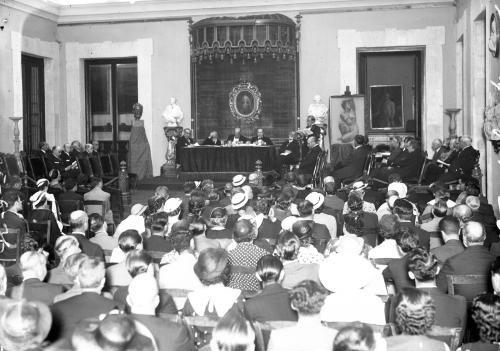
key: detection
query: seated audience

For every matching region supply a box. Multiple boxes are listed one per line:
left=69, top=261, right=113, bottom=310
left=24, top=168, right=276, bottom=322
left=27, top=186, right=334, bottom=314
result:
left=438, top=136, right=479, bottom=183
left=29, top=179, right=62, bottom=245
left=390, top=248, right=467, bottom=338
left=69, top=210, right=105, bottom=261
left=210, top=311, right=255, bottom=351
left=254, top=198, right=281, bottom=246
left=84, top=177, right=114, bottom=226
left=290, top=220, right=325, bottom=264
left=244, top=255, right=297, bottom=323
left=372, top=138, right=422, bottom=182
left=393, top=198, right=430, bottom=250
left=58, top=177, right=83, bottom=205
left=305, top=191, right=337, bottom=239
left=53, top=252, right=88, bottom=303
left=376, top=191, right=399, bottom=220
left=369, top=214, right=403, bottom=260
left=143, top=214, right=172, bottom=253
left=294, top=200, right=330, bottom=252
left=271, top=190, right=294, bottom=222
left=333, top=134, right=370, bottom=184
left=437, top=221, right=496, bottom=299
left=459, top=294, right=500, bottom=351
left=106, top=230, right=143, bottom=287
left=113, top=203, right=146, bottom=239
left=323, top=176, right=345, bottom=211
left=279, top=131, right=304, bottom=166
left=228, top=219, right=269, bottom=293
left=333, top=322, right=377, bottom=351
left=0, top=190, right=28, bottom=260
left=386, top=287, right=449, bottom=350
left=10, top=250, right=63, bottom=305
left=50, top=256, right=121, bottom=342
left=420, top=199, right=448, bottom=234
left=343, top=188, right=376, bottom=215
left=163, top=197, right=183, bottom=235
left=431, top=215, right=464, bottom=264
left=343, top=194, right=379, bottom=247
left=299, top=135, right=322, bottom=176
left=267, top=280, right=336, bottom=351
left=48, top=235, right=82, bottom=286
left=206, top=207, right=233, bottom=239
left=89, top=213, right=117, bottom=250
left=127, top=274, right=195, bottom=351
left=143, top=186, right=169, bottom=217
left=35, top=141, right=50, bottom=157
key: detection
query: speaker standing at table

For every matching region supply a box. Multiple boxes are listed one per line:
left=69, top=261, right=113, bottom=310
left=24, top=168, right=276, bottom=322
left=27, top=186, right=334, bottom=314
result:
left=129, top=102, right=153, bottom=181
left=250, top=128, right=273, bottom=146
left=202, top=131, right=222, bottom=146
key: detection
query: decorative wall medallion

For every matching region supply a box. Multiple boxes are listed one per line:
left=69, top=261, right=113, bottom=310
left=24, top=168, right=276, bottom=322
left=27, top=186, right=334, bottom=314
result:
left=229, top=81, right=262, bottom=124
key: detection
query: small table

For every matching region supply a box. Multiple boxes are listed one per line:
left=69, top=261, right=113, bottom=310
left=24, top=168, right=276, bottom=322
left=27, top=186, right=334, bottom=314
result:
left=179, top=145, right=281, bottom=174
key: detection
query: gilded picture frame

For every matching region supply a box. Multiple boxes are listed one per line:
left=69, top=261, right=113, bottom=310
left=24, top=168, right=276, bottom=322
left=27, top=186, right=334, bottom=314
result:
left=229, top=81, right=262, bottom=124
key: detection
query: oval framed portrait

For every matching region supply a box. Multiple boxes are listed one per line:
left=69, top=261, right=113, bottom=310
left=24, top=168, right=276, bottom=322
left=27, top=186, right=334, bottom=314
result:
left=489, top=11, right=500, bottom=57
left=229, top=82, right=262, bottom=123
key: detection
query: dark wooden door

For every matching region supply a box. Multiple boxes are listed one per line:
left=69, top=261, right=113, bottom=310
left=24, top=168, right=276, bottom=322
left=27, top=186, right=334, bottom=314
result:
left=22, top=54, right=45, bottom=154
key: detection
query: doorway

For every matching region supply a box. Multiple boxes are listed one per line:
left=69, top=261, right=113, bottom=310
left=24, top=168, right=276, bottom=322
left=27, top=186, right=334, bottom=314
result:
left=21, top=54, right=45, bottom=153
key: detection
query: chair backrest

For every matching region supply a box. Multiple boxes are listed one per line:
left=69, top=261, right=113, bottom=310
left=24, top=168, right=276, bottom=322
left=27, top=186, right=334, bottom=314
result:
left=145, top=250, right=167, bottom=264
left=28, top=156, right=48, bottom=180
left=364, top=153, right=375, bottom=176
left=84, top=200, right=106, bottom=217
left=110, top=153, right=120, bottom=174
left=446, top=274, right=488, bottom=301
left=100, top=154, right=115, bottom=176
left=103, top=249, right=113, bottom=263
left=3, top=154, right=21, bottom=177
left=28, top=219, right=51, bottom=246
left=323, top=321, right=394, bottom=337
left=427, top=326, right=462, bottom=351
left=417, top=151, right=429, bottom=185
left=89, top=156, right=104, bottom=177
left=59, top=199, right=83, bottom=223
left=77, top=157, right=94, bottom=178
left=159, top=288, right=192, bottom=299
left=312, top=151, right=327, bottom=188
left=0, top=228, right=21, bottom=264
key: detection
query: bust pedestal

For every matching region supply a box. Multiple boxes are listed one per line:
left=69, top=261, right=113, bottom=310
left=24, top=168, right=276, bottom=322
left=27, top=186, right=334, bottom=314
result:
left=161, top=126, right=183, bottom=177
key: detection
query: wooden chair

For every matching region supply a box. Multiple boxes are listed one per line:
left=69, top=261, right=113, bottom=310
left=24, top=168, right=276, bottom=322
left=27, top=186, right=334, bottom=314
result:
left=89, top=156, right=117, bottom=185
left=100, top=154, right=115, bottom=176
left=145, top=250, right=167, bottom=264
left=77, top=156, right=94, bottom=179
left=323, top=321, right=395, bottom=337
left=427, top=326, right=462, bottom=351
left=343, top=152, right=374, bottom=185
left=2, top=154, right=21, bottom=177
left=0, top=228, right=21, bottom=266
left=28, top=156, right=49, bottom=180
left=28, top=219, right=51, bottom=247
left=446, top=274, right=488, bottom=302
left=312, top=150, right=328, bottom=188
left=59, top=199, right=83, bottom=224
left=84, top=200, right=106, bottom=217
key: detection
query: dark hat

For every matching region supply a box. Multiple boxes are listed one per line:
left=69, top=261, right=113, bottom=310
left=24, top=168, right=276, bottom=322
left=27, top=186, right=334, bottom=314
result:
left=194, top=248, right=229, bottom=282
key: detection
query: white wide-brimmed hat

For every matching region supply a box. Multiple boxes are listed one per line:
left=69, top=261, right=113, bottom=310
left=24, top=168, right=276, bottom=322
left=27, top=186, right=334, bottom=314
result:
left=232, top=175, right=246, bottom=187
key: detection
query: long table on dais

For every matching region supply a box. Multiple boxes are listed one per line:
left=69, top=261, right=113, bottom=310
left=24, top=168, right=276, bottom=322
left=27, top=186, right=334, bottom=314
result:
left=179, top=145, right=281, bottom=173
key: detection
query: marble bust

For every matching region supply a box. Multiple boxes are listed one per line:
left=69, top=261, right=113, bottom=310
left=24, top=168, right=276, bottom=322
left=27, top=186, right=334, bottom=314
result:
left=307, top=94, right=328, bottom=125
left=162, top=97, right=184, bottom=127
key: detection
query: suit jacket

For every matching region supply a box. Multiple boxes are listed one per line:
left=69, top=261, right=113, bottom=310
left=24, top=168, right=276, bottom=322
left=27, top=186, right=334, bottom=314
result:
left=436, top=245, right=495, bottom=299
left=227, top=134, right=248, bottom=143
left=60, top=151, right=74, bottom=168
left=45, top=153, right=65, bottom=173
left=450, top=146, right=479, bottom=177
left=143, top=235, right=173, bottom=253
left=399, top=221, right=430, bottom=250
left=130, top=314, right=195, bottom=351
left=333, top=146, right=369, bottom=181
left=58, top=190, right=84, bottom=203
left=10, top=278, right=63, bottom=305
left=250, top=136, right=273, bottom=145
left=279, top=139, right=303, bottom=165
left=431, top=239, right=464, bottom=264
left=70, top=233, right=105, bottom=261
left=244, top=283, right=298, bottom=323
left=299, top=145, right=322, bottom=175
left=391, top=149, right=422, bottom=179
left=49, top=291, right=121, bottom=341
left=382, top=255, right=415, bottom=292
left=387, top=147, right=403, bottom=164
left=202, top=137, right=222, bottom=146
left=0, top=211, right=27, bottom=260
left=34, top=149, right=48, bottom=158
left=301, top=220, right=330, bottom=253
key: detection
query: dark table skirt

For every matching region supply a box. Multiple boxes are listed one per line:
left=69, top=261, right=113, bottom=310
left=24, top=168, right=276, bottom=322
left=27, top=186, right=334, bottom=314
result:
left=179, top=146, right=281, bottom=172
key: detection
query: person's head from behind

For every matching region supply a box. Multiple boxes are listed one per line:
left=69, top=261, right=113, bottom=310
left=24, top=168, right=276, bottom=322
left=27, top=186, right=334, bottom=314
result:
left=64, top=177, right=77, bottom=192
left=333, top=322, right=376, bottom=351
left=127, top=274, right=159, bottom=314
left=154, top=185, right=169, bottom=199
left=194, top=248, right=230, bottom=286
left=452, top=204, right=472, bottom=226
left=210, top=207, right=228, bottom=227
left=275, top=191, right=292, bottom=211
left=432, top=200, right=448, bottom=218
left=55, top=235, right=81, bottom=262
left=276, top=231, right=300, bottom=261
left=20, top=251, right=47, bottom=281
left=63, top=253, right=88, bottom=284
left=292, top=220, right=314, bottom=247
left=126, top=250, right=153, bottom=278
left=254, top=198, right=270, bottom=216
left=379, top=214, right=400, bottom=241
left=183, top=181, right=196, bottom=195
left=471, top=294, right=500, bottom=343
left=491, top=257, right=500, bottom=294
left=118, top=230, right=143, bottom=253
left=465, top=195, right=481, bottom=212
left=354, top=134, right=365, bottom=147
left=462, top=221, right=485, bottom=247
left=89, top=213, right=106, bottom=234
left=396, top=226, right=419, bottom=254
left=70, top=210, right=89, bottom=232
left=210, top=311, right=255, bottom=351
left=89, top=177, right=103, bottom=190
left=256, top=255, right=283, bottom=287
left=171, top=230, right=193, bottom=254
left=394, top=287, right=435, bottom=335
left=297, top=200, right=314, bottom=218
left=289, top=280, right=328, bottom=315
left=438, top=215, right=460, bottom=241
left=407, top=247, right=439, bottom=283
left=77, top=256, right=105, bottom=291
left=3, top=190, right=22, bottom=213
left=347, top=191, right=364, bottom=212
left=393, top=199, right=414, bottom=221
left=233, top=219, right=255, bottom=243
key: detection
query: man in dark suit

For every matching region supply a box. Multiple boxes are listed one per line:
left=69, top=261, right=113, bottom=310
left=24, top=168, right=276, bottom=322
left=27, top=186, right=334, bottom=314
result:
left=299, top=136, right=322, bottom=176
left=69, top=210, right=105, bottom=261
left=60, top=143, right=75, bottom=168
left=244, top=255, right=297, bottom=323
left=439, top=136, right=479, bottom=183
left=431, top=216, right=464, bottom=264
left=227, top=127, right=249, bottom=144
left=389, top=248, right=467, bottom=339
left=279, top=131, right=306, bottom=166
left=10, top=251, right=63, bottom=305
left=202, top=131, right=222, bottom=146
left=373, top=138, right=422, bottom=182
left=250, top=128, right=273, bottom=146
left=385, top=136, right=403, bottom=165
left=333, top=134, right=369, bottom=184
left=143, top=221, right=172, bottom=253
left=0, top=190, right=27, bottom=260
left=127, top=274, right=195, bottom=351
left=34, top=141, right=50, bottom=158
left=49, top=257, right=121, bottom=342
left=176, top=128, right=195, bottom=166
left=436, top=221, right=496, bottom=299
left=393, top=198, right=430, bottom=250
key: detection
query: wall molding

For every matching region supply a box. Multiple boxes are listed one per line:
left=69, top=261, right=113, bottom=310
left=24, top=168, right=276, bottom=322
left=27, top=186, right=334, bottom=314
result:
left=337, top=26, right=446, bottom=156
left=11, top=31, right=60, bottom=149
left=64, top=38, right=154, bottom=170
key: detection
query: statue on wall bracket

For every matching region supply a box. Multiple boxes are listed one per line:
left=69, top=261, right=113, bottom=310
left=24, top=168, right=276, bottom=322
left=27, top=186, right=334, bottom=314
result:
left=229, top=81, right=262, bottom=124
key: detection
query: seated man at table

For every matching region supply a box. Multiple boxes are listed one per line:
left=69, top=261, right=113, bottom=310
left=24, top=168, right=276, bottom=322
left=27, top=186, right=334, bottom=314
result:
left=202, top=131, right=222, bottom=146
left=371, top=138, right=421, bottom=182
left=279, top=131, right=305, bottom=167
left=251, top=128, right=273, bottom=146
left=299, top=136, right=322, bottom=176
left=227, top=127, right=248, bottom=145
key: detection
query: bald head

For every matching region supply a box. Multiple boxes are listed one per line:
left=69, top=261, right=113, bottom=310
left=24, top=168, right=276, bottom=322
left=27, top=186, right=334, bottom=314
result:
left=463, top=221, right=485, bottom=246
left=431, top=139, right=442, bottom=151
left=233, top=219, right=254, bottom=243
left=127, top=274, right=159, bottom=312
left=461, top=136, right=472, bottom=148
left=452, top=204, right=472, bottom=224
